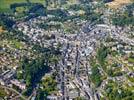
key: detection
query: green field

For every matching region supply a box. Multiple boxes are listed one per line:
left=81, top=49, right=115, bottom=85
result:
left=0, top=87, right=7, bottom=98
left=128, top=57, right=134, bottom=63
left=0, top=0, right=45, bottom=12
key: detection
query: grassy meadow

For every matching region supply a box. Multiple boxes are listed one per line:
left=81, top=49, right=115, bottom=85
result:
left=0, top=0, right=45, bottom=12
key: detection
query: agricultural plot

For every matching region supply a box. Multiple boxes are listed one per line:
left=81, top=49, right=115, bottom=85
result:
left=106, top=0, right=132, bottom=9
left=0, top=0, right=45, bottom=12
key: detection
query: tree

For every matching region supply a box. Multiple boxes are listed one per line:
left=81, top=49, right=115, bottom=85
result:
left=26, top=74, right=32, bottom=86
left=36, top=90, right=47, bottom=100
left=90, top=65, right=102, bottom=87
left=97, top=45, right=108, bottom=66
left=107, top=69, right=113, bottom=76
left=41, top=76, right=57, bottom=94
left=79, top=0, right=91, bottom=4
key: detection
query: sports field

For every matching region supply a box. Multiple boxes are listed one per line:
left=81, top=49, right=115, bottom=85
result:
left=0, top=0, right=45, bottom=12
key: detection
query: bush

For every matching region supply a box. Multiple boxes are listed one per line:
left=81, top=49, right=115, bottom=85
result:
left=97, top=45, right=108, bottom=66
left=90, top=65, right=102, bottom=87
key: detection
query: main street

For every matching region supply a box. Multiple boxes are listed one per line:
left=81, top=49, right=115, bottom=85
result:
left=56, top=21, right=101, bottom=100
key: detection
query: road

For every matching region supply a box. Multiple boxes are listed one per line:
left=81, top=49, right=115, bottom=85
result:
left=59, top=42, right=69, bottom=100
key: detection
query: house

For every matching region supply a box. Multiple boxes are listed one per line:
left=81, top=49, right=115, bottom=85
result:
left=0, top=79, right=5, bottom=85
left=112, top=47, right=117, bottom=51
left=128, top=72, right=134, bottom=78
left=68, top=90, right=79, bottom=99
left=31, top=96, right=36, bottom=100
left=10, top=79, right=26, bottom=90
left=47, top=95, right=59, bottom=100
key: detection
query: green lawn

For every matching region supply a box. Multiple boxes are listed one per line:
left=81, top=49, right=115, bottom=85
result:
left=128, top=57, right=134, bottom=63
left=30, top=0, right=45, bottom=4
left=11, top=40, right=23, bottom=49
left=0, top=87, right=7, bottom=98
left=0, top=0, right=45, bottom=12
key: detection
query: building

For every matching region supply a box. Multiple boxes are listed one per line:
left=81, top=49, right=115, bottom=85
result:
left=47, top=95, right=59, bottom=100
left=10, top=79, right=26, bottom=90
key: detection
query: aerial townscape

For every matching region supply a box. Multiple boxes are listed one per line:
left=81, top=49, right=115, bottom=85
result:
left=0, top=0, right=134, bottom=100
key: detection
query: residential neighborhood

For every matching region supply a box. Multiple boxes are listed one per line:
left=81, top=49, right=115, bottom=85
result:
left=0, top=0, right=134, bottom=100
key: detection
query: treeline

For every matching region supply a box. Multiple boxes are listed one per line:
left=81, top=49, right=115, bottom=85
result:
left=112, top=14, right=134, bottom=26
left=10, top=3, right=32, bottom=10
left=97, top=45, right=108, bottom=66
left=112, top=3, right=134, bottom=26
left=89, top=45, right=108, bottom=87
left=47, top=9, right=68, bottom=18
left=19, top=57, right=50, bottom=95
left=10, top=3, right=45, bottom=12
left=0, top=14, right=15, bottom=29
left=103, top=0, right=113, bottom=3
left=90, top=65, right=102, bottom=87
left=25, top=3, right=46, bottom=21
left=79, top=0, right=92, bottom=4
left=28, top=4, right=46, bottom=15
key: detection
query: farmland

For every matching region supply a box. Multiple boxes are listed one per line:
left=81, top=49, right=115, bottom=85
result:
left=0, top=26, right=5, bottom=33
left=0, top=0, right=45, bottom=12
left=106, top=0, right=132, bottom=9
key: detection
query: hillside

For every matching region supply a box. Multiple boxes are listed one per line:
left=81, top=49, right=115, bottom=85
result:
left=106, top=0, right=132, bottom=8
left=0, top=0, right=45, bottom=12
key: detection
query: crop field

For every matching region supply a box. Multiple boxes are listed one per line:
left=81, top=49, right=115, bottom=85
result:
left=106, top=0, right=132, bottom=9
left=0, top=0, right=45, bottom=12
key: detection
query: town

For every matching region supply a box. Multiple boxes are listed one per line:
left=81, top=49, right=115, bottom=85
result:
left=0, top=0, right=134, bottom=100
